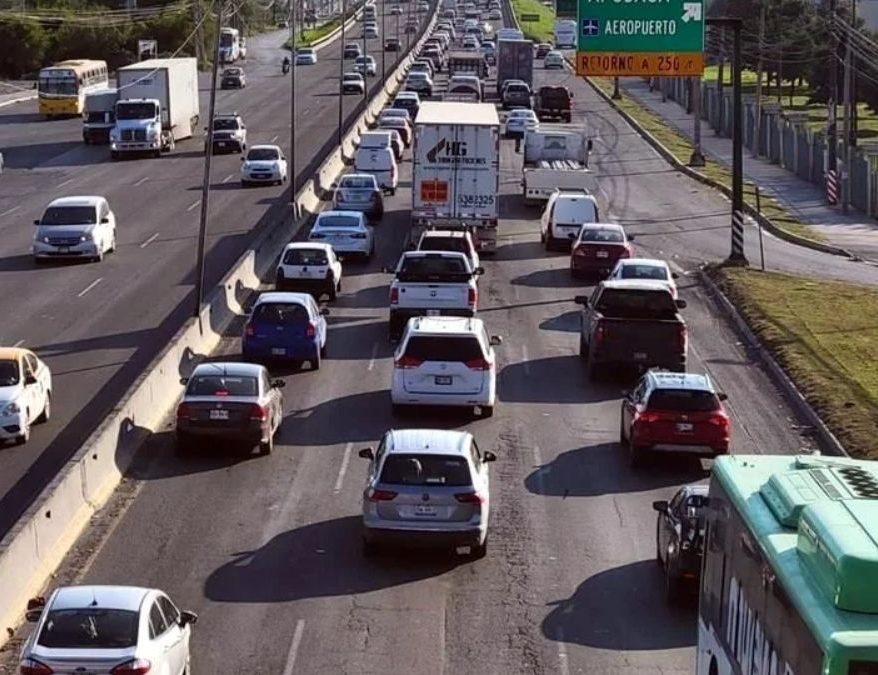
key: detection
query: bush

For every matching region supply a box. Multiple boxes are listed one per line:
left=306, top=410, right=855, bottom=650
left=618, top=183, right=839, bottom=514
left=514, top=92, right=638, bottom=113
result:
left=0, top=18, right=49, bottom=79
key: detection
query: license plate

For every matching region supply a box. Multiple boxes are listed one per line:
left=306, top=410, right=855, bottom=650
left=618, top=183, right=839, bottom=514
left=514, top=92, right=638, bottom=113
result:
left=415, top=505, right=437, bottom=516
left=677, top=422, right=694, bottom=432
left=217, top=141, right=226, bottom=146
left=435, top=375, right=452, bottom=385
left=209, top=409, right=229, bottom=420
left=271, top=347, right=286, bottom=355
left=633, top=352, right=647, bottom=361
left=596, top=251, right=609, bottom=258
left=58, top=246, right=70, bottom=253
left=426, top=309, right=440, bottom=316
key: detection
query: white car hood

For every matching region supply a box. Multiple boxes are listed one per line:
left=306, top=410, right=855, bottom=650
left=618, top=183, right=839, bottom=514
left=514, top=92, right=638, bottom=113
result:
left=244, top=160, right=280, bottom=170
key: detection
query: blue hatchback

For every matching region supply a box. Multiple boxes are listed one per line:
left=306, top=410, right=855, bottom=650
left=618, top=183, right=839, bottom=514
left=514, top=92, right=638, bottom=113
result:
left=242, top=292, right=329, bottom=368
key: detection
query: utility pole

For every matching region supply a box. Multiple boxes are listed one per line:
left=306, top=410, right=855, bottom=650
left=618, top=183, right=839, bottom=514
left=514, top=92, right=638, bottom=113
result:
left=752, top=0, right=766, bottom=158
left=612, top=76, right=621, bottom=99
left=842, top=18, right=852, bottom=213
left=338, top=0, right=346, bottom=149
left=362, top=11, right=368, bottom=104
left=194, top=0, right=204, bottom=69
left=194, top=0, right=224, bottom=322
left=828, top=0, right=838, bottom=190
left=290, top=0, right=298, bottom=206
left=716, top=26, right=726, bottom=136
left=689, top=75, right=705, bottom=166
left=851, top=0, right=858, bottom=147
left=381, top=0, right=387, bottom=78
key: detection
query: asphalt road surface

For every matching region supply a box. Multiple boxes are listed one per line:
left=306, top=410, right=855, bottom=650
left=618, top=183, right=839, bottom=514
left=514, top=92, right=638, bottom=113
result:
left=0, top=49, right=834, bottom=674
left=0, top=0, right=430, bottom=536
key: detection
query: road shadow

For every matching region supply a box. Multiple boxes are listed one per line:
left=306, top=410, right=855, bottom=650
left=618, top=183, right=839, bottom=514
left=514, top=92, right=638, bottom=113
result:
left=278, top=389, right=393, bottom=446
left=492, top=240, right=546, bottom=262
left=125, top=430, right=262, bottom=480
left=326, top=319, right=390, bottom=359
left=0, top=254, right=38, bottom=272
left=542, top=560, right=697, bottom=650
left=499, top=356, right=616, bottom=404
left=0, top=111, right=44, bottom=125
left=511, top=268, right=587, bottom=289
left=538, top=310, right=579, bottom=333
left=204, top=515, right=459, bottom=603
left=524, top=442, right=708, bottom=497
left=334, top=283, right=389, bottom=309
left=2, top=141, right=98, bottom=169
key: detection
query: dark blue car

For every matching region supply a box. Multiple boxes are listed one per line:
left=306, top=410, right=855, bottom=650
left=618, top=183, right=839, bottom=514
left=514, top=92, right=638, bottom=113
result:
left=242, top=292, right=329, bottom=369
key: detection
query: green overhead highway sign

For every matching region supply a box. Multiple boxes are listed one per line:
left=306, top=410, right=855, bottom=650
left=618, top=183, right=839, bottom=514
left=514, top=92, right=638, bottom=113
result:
left=520, top=12, right=541, bottom=21
left=556, top=0, right=576, bottom=17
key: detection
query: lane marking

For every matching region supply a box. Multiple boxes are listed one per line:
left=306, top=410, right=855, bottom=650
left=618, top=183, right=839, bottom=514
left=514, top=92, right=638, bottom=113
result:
left=0, top=205, right=21, bottom=218
left=367, top=341, right=379, bottom=371
left=140, top=232, right=160, bottom=249
left=270, top=134, right=279, bottom=143
left=77, top=277, right=103, bottom=298
left=186, top=199, right=201, bottom=212
left=222, top=174, right=235, bottom=183
left=532, top=444, right=546, bottom=495
left=333, top=442, right=353, bottom=493
left=134, top=176, right=150, bottom=187
left=13, top=339, right=24, bottom=348
left=56, top=178, right=73, bottom=189
left=282, top=619, right=306, bottom=675
left=522, top=344, right=530, bottom=375
left=556, top=627, right=570, bottom=675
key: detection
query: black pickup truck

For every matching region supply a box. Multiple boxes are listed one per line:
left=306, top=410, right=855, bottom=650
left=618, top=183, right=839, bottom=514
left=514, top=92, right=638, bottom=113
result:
left=575, top=280, right=688, bottom=380
left=534, top=85, right=572, bottom=123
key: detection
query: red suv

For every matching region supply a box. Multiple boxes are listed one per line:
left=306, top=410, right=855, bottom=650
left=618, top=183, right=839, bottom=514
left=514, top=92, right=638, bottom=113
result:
left=620, top=370, right=730, bottom=467
left=570, top=223, right=634, bottom=279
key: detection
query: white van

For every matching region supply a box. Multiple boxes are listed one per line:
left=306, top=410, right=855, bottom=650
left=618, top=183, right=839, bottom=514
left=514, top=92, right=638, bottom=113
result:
left=540, top=189, right=600, bottom=250
left=355, top=146, right=398, bottom=195
left=553, top=19, right=577, bottom=49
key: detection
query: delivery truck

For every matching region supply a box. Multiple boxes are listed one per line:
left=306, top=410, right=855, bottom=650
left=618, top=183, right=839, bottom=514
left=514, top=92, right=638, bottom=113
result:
left=522, top=125, right=596, bottom=204
left=82, top=88, right=118, bottom=144
left=110, top=57, right=200, bottom=159
left=412, top=101, right=500, bottom=253
left=496, top=38, right=533, bottom=94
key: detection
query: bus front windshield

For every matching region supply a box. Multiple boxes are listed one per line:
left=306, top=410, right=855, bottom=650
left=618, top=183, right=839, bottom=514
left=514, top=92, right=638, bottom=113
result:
left=39, top=76, right=77, bottom=96
left=220, top=33, right=235, bottom=48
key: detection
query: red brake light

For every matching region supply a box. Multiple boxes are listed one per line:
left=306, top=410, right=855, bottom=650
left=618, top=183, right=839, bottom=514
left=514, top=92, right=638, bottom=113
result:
left=708, top=412, right=730, bottom=428
left=594, top=322, right=606, bottom=345
left=389, top=286, right=399, bottom=304
left=573, top=246, right=589, bottom=257
left=464, top=357, right=490, bottom=370
left=306, top=322, right=316, bottom=337
left=176, top=402, right=191, bottom=419
left=676, top=324, right=688, bottom=352
left=454, top=491, right=485, bottom=504
left=394, top=354, right=423, bottom=369
left=468, top=286, right=477, bottom=307
left=244, top=322, right=254, bottom=337
left=637, top=410, right=661, bottom=424
left=110, top=661, right=152, bottom=675
left=214, top=389, right=230, bottom=396
left=368, top=488, right=398, bottom=501
left=619, top=246, right=632, bottom=258
left=249, top=403, right=268, bottom=421
left=20, top=659, right=53, bottom=675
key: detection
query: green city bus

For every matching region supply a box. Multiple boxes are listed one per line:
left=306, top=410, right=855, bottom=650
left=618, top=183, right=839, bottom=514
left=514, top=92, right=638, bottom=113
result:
left=698, top=454, right=878, bottom=675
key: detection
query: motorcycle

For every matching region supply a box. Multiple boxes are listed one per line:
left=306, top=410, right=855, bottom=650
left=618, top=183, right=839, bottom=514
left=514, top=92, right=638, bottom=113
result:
left=282, top=58, right=291, bottom=74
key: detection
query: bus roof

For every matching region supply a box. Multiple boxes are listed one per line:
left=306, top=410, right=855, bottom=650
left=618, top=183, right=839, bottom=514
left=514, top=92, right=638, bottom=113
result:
left=42, top=59, right=106, bottom=71
left=714, top=455, right=878, bottom=652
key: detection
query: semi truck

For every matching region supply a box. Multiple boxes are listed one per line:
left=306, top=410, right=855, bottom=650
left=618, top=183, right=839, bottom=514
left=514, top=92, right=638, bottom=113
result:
left=82, top=88, right=118, bottom=144
left=411, top=101, right=500, bottom=254
left=110, top=58, right=200, bottom=159
left=522, top=125, right=595, bottom=204
left=496, top=38, right=533, bottom=94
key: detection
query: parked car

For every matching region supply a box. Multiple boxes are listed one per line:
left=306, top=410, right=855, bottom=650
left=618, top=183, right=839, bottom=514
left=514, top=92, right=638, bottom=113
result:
left=653, top=484, right=710, bottom=601
left=342, top=71, right=366, bottom=94
left=19, top=586, right=198, bottom=675
left=358, top=428, right=497, bottom=556
left=539, top=189, right=599, bottom=250
left=32, top=195, right=117, bottom=263
left=295, top=47, right=318, bottom=65
left=608, top=258, right=679, bottom=299
left=275, top=242, right=343, bottom=300
left=570, top=223, right=634, bottom=279
left=333, top=172, right=385, bottom=222
left=242, top=292, right=329, bottom=369
left=0, top=347, right=52, bottom=446
left=240, top=144, right=288, bottom=186
left=176, top=361, right=285, bottom=454
left=309, top=209, right=376, bottom=258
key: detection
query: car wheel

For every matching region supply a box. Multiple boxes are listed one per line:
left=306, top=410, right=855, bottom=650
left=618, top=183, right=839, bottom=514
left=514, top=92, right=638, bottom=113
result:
left=14, top=421, right=30, bottom=445
left=469, top=535, right=488, bottom=559
left=109, top=232, right=117, bottom=253
left=312, top=348, right=321, bottom=370
left=37, top=393, right=51, bottom=424
left=93, top=247, right=104, bottom=263
left=655, top=522, right=663, bottom=564
left=579, top=335, right=589, bottom=359
left=328, top=279, right=338, bottom=301
left=320, top=341, right=328, bottom=358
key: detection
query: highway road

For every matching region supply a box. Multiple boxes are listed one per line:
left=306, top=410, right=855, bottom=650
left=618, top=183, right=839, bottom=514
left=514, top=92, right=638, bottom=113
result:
left=0, top=42, right=835, bottom=673
left=0, top=0, right=430, bottom=536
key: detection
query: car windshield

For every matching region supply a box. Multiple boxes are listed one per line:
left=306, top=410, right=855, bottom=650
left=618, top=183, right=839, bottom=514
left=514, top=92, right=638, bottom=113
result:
left=0, top=360, right=19, bottom=386
left=247, top=148, right=279, bottom=161
left=340, top=176, right=376, bottom=189
left=344, top=74, right=361, bottom=81
left=647, top=389, right=720, bottom=412
left=213, top=118, right=240, bottom=130
left=252, top=302, right=310, bottom=324
left=580, top=228, right=624, bottom=243
left=37, top=609, right=139, bottom=649
left=398, top=255, right=470, bottom=281
left=40, top=206, right=97, bottom=226
left=403, top=335, right=484, bottom=362
left=318, top=215, right=361, bottom=228
left=187, top=375, right=258, bottom=397
left=595, top=288, right=677, bottom=319
left=297, top=49, right=314, bottom=55
left=223, top=68, right=242, bottom=76
left=115, top=101, right=155, bottom=120
left=379, top=454, right=473, bottom=486
left=283, top=248, right=329, bottom=266
left=619, top=264, right=668, bottom=281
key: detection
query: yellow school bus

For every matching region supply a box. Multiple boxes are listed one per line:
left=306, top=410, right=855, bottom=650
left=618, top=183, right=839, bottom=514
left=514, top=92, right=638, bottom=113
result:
left=38, top=60, right=109, bottom=117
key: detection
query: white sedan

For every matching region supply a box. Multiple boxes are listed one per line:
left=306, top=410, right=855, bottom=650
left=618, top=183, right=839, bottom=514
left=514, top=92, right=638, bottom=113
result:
left=308, top=210, right=375, bottom=259
left=295, top=47, right=318, bottom=65
left=354, top=55, right=377, bottom=76
left=240, top=145, right=288, bottom=186
left=503, top=109, right=538, bottom=138
left=607, top=257, right=679, bottom=298
left=544, top=50, right=565, bottom=69
left=0, top=347, right=52, bottom=446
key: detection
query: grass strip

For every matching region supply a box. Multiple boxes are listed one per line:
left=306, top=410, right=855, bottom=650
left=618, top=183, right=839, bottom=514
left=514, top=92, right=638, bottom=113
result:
left=708, top=265, right=878, bottom=460
left=589, top=76, right=822, bottom=242
left=509, top=0, right=554, bottom=42
left=285, top=15, right=346, bottom=48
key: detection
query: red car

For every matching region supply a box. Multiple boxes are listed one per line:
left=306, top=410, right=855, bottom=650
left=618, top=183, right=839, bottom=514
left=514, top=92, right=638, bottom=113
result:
left=620, top=370, right=730, bottom=467
left=570, top=223, right=634, bottom=279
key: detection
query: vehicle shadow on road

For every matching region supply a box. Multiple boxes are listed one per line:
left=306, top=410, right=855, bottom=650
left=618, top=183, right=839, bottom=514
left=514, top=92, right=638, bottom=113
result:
left=499, top=356, right=617, bottom=404
left=492, top=240, right=548, bottom=262
left=126, top=430, right=261, bottom=480
left=538, top=310, right=579, bottom=333
left=203, top=515, right=460, bottom=603
left=511, top=268, right=589, bottom=289
left=2, top=142, right=98, bottom=169
left=524, top=442, right=707, bottom=497
left=542, top=559, right=696, bottom=651
left=334, top=283, right=390, bottom=309
left=325, top=319, right=392, bottom=359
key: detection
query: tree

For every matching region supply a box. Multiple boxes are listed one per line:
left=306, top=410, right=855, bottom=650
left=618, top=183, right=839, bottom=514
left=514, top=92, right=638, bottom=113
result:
left=0, top=18, right=48, bottom=78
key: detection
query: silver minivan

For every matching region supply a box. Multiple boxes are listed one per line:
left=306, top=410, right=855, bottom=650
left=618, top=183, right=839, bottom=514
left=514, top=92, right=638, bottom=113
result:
left=354, top=146, right=398, bottom=195
left=32, top=195, right=117, bottom=263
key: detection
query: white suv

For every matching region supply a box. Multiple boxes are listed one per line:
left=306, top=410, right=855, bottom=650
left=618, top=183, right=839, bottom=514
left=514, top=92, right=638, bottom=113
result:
left=275, top=242, right=342, bottom=300
left=390, top=316, right=501, bottom=417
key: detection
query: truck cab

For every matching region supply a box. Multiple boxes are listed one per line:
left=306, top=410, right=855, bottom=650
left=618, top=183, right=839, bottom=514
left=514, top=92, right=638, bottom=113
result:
left=82, top=88, right=118, bottom=145
left=110, top=98, right=166, bottom=159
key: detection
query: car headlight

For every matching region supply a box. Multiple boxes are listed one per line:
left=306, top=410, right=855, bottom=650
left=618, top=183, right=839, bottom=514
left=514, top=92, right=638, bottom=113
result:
left=42, top=235, right=50, bottom=244
left=147, top=128, right=159, bottom=139
left=2, top=401, right=20, bottom=416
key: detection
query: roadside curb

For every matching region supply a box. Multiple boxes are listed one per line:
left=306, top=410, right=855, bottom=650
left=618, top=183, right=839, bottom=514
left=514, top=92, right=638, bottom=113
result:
left=697, top=266, right=849, bottom=458
left=580, top=71, right=855, bottom=260
left=0, top=93, right=37, bottom=109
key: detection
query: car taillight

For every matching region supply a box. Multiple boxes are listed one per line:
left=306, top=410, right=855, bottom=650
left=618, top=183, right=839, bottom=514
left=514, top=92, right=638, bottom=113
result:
left=619, top=245, right=632, bottom=258
left=368, top=488, right=398, bottom=501
left=20, top=658, right=53, bottom=675
left=250, top=403, right=268, bottom=421
left=573, top=246, right=589, bottom=257
left=306, top=322, right=316, bottom=337
left=394, top=354, right=423, bottom=369
left=708, top=412, right=730, bottom=429
left=593, top=321, right=606, bottom=345
left=637, top=410, right=662, bottom=424
left=176, top=402, right=191, bottom=419
left=244, top=322, right=255, bottom=337
left=110, top=660, right=151, bottom=675
left=468, top=286, right=477, bottom=307
left=454, top=491, right=485, bottom=504
left=464, top=357, right=490, bottom=370
left=676, top=324, right=688, bottom=352
left=389, top=286, right=399, bottom=304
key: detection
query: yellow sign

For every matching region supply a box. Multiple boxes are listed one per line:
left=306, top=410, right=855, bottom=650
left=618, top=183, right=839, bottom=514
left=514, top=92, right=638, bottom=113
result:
left=576, top=52, right=705, bottom=77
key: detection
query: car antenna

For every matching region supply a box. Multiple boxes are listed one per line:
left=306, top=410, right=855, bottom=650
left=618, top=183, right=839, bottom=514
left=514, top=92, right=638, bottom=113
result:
left=90, top=589, right=99, bottom=607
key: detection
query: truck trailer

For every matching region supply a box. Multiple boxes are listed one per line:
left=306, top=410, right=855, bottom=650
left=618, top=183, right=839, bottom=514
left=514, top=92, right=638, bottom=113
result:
left=412, top=101, right=500, bottom=253
left=496, top=38, right=533, bottom=93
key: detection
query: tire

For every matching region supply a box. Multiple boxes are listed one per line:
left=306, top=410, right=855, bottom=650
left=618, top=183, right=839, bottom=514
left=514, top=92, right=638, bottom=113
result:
left=37, top=393, right=51, bottom=424
left=312, top=347, right=321, bottom=370
left=14, top=421, right=29, bottom=445
left=480, top=405, right=494, bottom=418
left=109, top=233, right=117, bottom=253
left=579, top=335, right=589, bottom=359
left=655, top=523, right=663, bottom=564
left=93, top=247, right=104, bottom=263
left=259, top=431, right=273, bottom=455
left=470, top=536, right=488, bottom=559
left=328, top=281, right=337, bottom=301
left=320, top=341, right=327, bottom=358
left=586, top=353, right=601, bottom=381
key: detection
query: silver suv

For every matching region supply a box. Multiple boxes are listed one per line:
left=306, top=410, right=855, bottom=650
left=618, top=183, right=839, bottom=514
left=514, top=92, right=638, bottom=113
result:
left=209, top=113, right=247, bottom=153
left=358, top=428, right=497, bottom=557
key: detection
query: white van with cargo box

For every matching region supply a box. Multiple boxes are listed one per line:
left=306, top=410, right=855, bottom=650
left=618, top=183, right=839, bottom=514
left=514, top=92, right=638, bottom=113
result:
left=355, top=146, right=398, bottom=195
left=540, top=189, right=600, bottom=251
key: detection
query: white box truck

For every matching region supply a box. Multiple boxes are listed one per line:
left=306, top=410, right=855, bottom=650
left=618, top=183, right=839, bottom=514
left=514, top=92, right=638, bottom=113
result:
left=412, top=101, right=500, bottom=254
left=110, top=57, right=200, bottom=159
left=521, top=125, right=596, bottom=204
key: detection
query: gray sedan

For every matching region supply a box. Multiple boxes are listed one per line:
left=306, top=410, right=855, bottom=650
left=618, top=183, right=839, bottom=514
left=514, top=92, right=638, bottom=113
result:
left=333, top=173, right=384, bottom=222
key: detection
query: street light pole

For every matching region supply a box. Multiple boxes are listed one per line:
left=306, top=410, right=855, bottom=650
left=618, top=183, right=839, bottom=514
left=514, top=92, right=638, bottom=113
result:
left=338, top=0, right=346, bottom=149
left=381, top=0, right=387, bottom=78
left=194, top=0, right=224, bottom=322
left=362, top=9, right=368, bottom=104
left=290, top=0, right=298, bottom=208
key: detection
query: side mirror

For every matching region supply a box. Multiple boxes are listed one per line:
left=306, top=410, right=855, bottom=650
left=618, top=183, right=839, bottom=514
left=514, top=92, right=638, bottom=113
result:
left=621, top=389, right=632, bottom=400
left=240, top=157, right=245, bottom=161
left=573, top=295, right=587, bottom=305
left=489, top=335, right=502, bottom=346
left=567, top=232, right=576, bottom=239
left=652, top=500, right=669, bottom=514
left=33, top=219, right=41, bottom=226
left=271, top=379, right=286, bottom=388
left=675, top=299, right=687, bottom=309
left=320, top=307, right=330, bottom=316
left=25, top=597, right=46, bottom=622
left=474, top=266, right=484, bottom=275
left=627, top=234, right=635, bottom=241
left=179, top=377, right=189, bottom=385
left=179, top=610, right=198, bottom=626
left=358, top=447, right=375, bottom=460
left=671, top=272, right=680, bottom=279
left=717, top=392, right=728, bottom=401
left=101, top=217, right=110, bottom=224
left=483, top=450, right=497, bottom=462
left=330, top=182, right=338, bottom=189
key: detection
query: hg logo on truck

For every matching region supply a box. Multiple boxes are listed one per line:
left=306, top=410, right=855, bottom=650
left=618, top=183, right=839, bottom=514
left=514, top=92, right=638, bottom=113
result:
left=426, top=138, right=486, bottom=165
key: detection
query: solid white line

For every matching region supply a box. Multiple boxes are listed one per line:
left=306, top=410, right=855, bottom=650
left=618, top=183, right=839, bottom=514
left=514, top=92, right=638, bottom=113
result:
left=333, top=442, right=353, bottom=493
left=281, top=619, right=306, bottom=675
left=56, top=178, right=74, bottom=189
left=134, top=176, right=150, bottom=187
left=270, top=134, right=279, bottom=143
left=140, top=232, right=160, bottom=249
left=522, top=344, right=530, bottom=375
left=222, top=174, right=234, bottom=183
left=533, top=444, right=546, bottom=495
left=556, top=627, right=570, bottom=675
left=186, top=199, right=201, bottom=212
left=13, top=339, right=24, bottom=348
left=0, top=205, right=21, bottom=218
left=366, top=341, right=379, bottom=371
left=77, top=277, right=103, bottom=298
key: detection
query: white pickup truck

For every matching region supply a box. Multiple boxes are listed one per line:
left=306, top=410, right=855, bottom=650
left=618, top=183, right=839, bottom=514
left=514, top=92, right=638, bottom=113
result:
left=387, top=251, right=483, bottom=339
left=522, top=126, right=596, bottom=205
